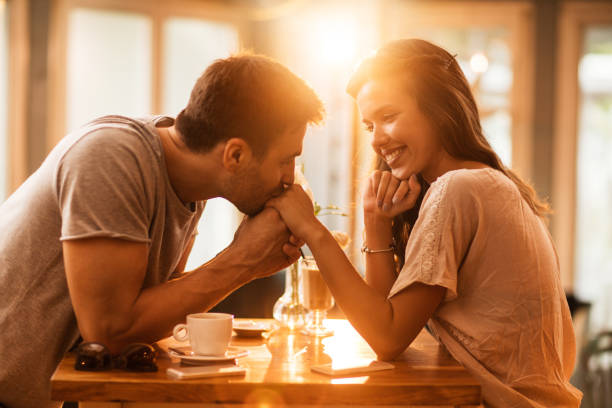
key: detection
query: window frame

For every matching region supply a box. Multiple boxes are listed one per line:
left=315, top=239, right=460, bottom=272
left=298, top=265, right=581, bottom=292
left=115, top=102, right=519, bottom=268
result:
left=5, top=0, right=29, bottom=196
left=47, top=0, right=249, bottom=149
left=381, top=0, right=536, bottom=180
left=553, top=1, right=612, bottom=292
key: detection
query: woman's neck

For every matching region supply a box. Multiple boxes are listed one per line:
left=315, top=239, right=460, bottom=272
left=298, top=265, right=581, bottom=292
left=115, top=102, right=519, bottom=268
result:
left=422, top=153, right=489, bottom=184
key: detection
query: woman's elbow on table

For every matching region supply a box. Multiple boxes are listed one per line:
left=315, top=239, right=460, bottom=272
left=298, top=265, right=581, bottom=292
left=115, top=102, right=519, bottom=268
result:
left=373, top=341, right=409, bottom=361
left=367, top=330, right=412, bottom=361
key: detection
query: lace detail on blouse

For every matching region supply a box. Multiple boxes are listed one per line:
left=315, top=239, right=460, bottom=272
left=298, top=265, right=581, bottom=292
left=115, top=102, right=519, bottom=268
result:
left=436, top=317, right=479, bottom=350
left=419, top=174, right=451, bottom=281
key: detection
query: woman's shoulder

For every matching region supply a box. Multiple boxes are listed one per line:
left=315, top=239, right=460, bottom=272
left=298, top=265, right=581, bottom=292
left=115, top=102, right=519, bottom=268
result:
left=425, top=167, right=518, bottom=207
left=435, top=166, right=507, bottom=185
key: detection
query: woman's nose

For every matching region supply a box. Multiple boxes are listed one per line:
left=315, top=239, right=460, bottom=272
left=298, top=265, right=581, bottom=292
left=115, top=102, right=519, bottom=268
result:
left=371, top=126, right=389, bottom=149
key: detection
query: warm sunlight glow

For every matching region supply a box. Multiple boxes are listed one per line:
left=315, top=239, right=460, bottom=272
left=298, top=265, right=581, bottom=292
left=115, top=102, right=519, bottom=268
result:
left=470, top=52, right=489, bottom=74
left=313, top=15, right=358, bottom=69
left=323, top=320, right=363, bottom=363
left=331, top=376, right=370, bottom=384
left=244, top=389, right=284, bottom=407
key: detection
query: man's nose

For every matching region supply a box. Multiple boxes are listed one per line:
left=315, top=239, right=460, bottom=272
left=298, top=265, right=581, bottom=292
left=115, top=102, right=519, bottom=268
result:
left=284, top=171, right=295, bottom=186
left=282, top=168, right=295, bottom=187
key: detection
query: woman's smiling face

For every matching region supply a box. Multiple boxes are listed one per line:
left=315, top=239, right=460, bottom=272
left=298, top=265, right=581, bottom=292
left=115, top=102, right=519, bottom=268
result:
left=357, top=77, right=446, bottom=181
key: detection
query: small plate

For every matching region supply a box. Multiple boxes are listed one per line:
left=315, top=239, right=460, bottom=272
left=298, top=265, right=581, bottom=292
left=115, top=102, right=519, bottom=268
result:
left=233, top=321, right=272, bottom=337
left=168, top=346, right=249, bottom=363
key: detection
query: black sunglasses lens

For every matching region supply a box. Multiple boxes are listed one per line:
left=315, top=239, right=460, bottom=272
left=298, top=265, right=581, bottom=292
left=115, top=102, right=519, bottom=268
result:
left=121, top=343, right=158, bottom=372
left=74, top=342, right=112, bottom=371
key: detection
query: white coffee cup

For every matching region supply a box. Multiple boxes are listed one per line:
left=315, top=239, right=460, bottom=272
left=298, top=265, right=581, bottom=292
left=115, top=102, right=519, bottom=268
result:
left=172, top=312, right=234, bottom=356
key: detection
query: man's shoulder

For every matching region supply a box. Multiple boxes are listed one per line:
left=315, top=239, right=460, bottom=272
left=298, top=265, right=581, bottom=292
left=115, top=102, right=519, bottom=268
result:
left=59, top=115, right=164, bottom=164
left=76, top=115, right=157, bottom=144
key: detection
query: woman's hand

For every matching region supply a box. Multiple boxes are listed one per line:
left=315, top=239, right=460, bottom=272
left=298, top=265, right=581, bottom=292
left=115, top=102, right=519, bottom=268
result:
left=363, top=171, right=421, bottom=219
left=265, top=184, right=323, bottom=245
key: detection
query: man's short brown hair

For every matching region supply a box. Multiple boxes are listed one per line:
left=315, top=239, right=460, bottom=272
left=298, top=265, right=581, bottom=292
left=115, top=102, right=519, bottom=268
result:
left=175, top=53, right=324, bottom=156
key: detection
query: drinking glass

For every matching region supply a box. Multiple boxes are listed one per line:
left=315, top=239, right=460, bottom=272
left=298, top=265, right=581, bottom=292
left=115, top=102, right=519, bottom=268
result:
left=300, top=256, right=334, bottom=337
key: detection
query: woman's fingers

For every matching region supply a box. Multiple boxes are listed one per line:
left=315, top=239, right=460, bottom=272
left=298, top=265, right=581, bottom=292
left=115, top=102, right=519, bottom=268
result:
left=282, top=242, right=302, bottom=262
left=366, top=171, right=423, bottom=217
left=369, top=170, right=382, bottom=196
left=392, top=180, right=410, bottom=205
left=405, top=174, right=422, bottom=207
left=382, top=177, right=400, bottom=212
left=367, top=171, right=422, bottom=216
left=265, top=196, right=281, bottom=211
left=376, top=171, right=392, bottom=208
left=393, top=174, right=422, bottom=213
left=289, top=234, right=305, bottom=248
left=265, top=184, right=319, bottom=243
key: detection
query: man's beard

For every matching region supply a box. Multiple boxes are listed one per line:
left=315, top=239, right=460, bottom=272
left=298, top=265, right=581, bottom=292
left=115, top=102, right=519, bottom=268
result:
left=236, top=200, right=265, bottom=216
left=235, top=185, right=284, bottom=216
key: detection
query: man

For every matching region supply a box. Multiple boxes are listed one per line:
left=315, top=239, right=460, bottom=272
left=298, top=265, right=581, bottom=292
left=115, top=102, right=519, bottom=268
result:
left=0, top=53, right=324, bottom=408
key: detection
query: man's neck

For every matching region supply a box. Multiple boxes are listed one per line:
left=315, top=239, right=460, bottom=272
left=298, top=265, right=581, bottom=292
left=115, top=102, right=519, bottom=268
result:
left=157, top=126, right=222, bottom=203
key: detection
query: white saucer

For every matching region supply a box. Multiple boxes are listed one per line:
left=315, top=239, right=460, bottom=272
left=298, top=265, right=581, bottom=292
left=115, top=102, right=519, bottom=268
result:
left=233, top=321, right=272, bottom=337
left=168, top=346, right=249, bottom=363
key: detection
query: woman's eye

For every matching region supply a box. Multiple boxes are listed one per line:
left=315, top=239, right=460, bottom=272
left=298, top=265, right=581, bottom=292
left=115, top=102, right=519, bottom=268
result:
left=364, top=124, right=374, bottom=132
left=382, top=113, right=397, bottom=122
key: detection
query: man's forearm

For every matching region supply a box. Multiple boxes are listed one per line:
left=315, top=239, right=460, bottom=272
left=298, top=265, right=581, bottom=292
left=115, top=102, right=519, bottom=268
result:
left=100, top=250, right=252, bottom=352
left=69, top=209, right=293, bottom=353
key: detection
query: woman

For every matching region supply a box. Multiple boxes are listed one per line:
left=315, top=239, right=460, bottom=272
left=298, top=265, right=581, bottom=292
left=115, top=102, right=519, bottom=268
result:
left=268, top=39, right=582, bottom=407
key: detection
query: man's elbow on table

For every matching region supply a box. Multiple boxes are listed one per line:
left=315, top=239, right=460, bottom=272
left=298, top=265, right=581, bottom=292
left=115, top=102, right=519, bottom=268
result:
left=78, top=314, right=137, bottom=353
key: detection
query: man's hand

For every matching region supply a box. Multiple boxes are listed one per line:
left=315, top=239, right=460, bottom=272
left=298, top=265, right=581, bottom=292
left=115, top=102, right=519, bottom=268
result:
left=363, top=171, right=421, bottom=218
left=226, top=208, right=302, bottom=281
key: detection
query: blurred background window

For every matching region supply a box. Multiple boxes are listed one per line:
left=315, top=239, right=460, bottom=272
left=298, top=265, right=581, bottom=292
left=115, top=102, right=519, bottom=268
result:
left=66, top=8, right=152, bottom=132
left=64, top=5, right=241, bottom=271
left=553, top=6, right=612, bottom=404
left=0, top=0, right=8, bottom=202
left=260, top=1, right=528, bottom=272
left=261, top=1, right=380, bottom=268
left=161, top=17, right=240, bottom=270
left=575, top=27, right=612, bottom=302
left=404, top=28, right=513, bottom=167
left=162, top=17, right=238, bottom=117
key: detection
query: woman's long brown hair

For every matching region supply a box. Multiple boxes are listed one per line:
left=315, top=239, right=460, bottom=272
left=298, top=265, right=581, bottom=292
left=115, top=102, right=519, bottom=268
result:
left=347, top=39, right=549, bottom=268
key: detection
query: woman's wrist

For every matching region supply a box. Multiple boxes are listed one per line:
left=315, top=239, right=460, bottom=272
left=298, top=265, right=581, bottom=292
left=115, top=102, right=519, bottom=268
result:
left=363, top=213, right=393, bottom=249
left=305, top=222, right=335, bottom=254
left=303, top=217, right=328, bottom=246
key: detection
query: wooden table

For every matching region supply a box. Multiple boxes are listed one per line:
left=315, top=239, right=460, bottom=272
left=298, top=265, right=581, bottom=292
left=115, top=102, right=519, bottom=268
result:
left=51, top=319, right=482, bottom=407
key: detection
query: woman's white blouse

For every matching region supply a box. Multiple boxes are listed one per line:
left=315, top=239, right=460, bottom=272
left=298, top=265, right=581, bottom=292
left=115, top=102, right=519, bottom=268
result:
left=389, top=168, right=582, bottom=408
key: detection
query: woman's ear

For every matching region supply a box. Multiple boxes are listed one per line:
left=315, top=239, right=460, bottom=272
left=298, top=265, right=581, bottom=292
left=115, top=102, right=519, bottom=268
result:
left=221, top=138, right=253, bottom=172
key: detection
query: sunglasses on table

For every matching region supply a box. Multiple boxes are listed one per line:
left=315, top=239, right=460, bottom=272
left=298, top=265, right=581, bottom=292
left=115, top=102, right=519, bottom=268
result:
left=74, top=342, right=158, bottom=372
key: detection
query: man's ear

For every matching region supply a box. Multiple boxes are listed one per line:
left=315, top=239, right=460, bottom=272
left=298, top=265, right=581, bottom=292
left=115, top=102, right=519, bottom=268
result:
left=222, top=138, right=253, bottom=172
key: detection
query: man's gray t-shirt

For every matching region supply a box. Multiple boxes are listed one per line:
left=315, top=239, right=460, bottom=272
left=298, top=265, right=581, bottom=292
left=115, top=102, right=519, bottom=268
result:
left=0, top=115, right=204, bottom=408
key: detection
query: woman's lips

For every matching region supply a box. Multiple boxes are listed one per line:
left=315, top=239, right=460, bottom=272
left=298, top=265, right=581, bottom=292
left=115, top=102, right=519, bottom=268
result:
left=382, top=147, right=405, bottom=166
